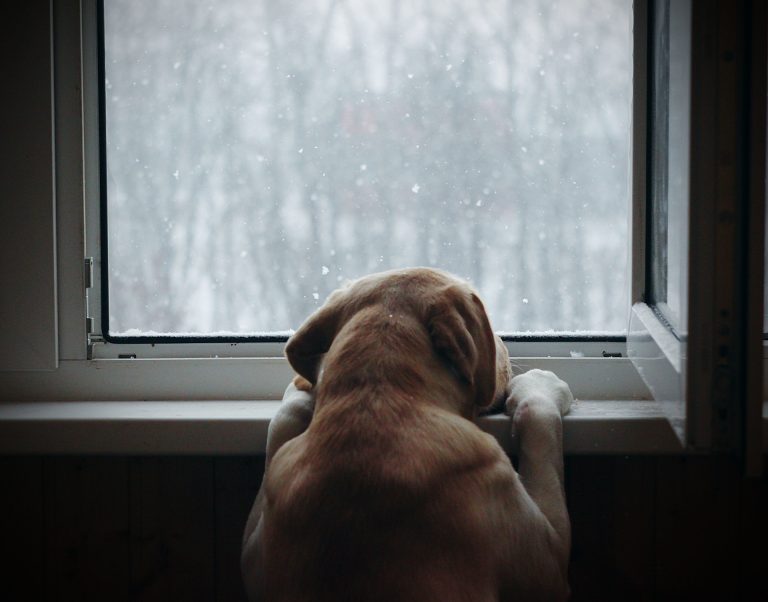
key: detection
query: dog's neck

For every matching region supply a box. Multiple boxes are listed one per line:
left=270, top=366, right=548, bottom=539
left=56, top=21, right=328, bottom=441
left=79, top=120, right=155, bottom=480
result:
left=315, top=370, right=473, bottom=419
left=313, top=307, right=476, bottom=420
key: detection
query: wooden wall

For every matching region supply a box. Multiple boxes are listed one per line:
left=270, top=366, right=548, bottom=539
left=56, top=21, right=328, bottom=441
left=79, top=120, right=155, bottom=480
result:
left=1, top=455, right=765, bottom=601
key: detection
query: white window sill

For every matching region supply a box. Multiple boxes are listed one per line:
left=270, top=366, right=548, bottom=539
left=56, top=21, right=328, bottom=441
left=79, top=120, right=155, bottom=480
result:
left=0, top=356, right=651, bottom=402
left=0, top=399, right=692, bottom=455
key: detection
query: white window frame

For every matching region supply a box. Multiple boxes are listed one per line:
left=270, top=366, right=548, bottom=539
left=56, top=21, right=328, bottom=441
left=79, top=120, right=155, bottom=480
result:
left=87, top=0, right=633, bottom=363
left=0, top=0, right=644, bottom=401
left=0, top=0, right=639, bottom=391
left=81, top=0, right=635, bottom=382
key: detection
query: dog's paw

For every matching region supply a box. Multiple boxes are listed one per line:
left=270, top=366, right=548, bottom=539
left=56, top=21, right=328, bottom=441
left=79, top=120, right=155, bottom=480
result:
left=504, top=369, right=573, bottom=419
left=293, top=374, right=313, bottom=392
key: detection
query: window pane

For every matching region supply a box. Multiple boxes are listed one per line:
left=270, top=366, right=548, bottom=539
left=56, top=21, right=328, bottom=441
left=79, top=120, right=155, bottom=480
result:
left=648, top=0, right=690, bottom=334
left=103, top=0, right=631, bottom=336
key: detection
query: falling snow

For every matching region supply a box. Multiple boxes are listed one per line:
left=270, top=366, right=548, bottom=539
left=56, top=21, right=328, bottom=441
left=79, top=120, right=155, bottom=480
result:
left=104, top=0, right=631, bottom=335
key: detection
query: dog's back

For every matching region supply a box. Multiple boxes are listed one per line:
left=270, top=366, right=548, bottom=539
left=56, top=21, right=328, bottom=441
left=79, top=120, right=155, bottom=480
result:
left=261, top=394, right=508, bottom=602
left=260, top=281, right=515, bottom=600
left=242, top=269, right=571, bottom=601
left=244, top=269, right=570, bottom=600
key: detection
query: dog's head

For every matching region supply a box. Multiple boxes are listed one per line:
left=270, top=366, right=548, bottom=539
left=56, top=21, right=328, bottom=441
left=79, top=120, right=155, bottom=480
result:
left=285, top=268, right=510, bottom=410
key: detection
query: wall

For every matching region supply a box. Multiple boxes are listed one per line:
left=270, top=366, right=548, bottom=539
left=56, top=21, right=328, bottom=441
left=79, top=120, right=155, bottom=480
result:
left=1, top=454, right=765, bottom=601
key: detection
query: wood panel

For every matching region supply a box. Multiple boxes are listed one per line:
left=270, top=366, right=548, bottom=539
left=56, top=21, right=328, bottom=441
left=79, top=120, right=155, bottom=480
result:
left=0, top=454, right=765, bottom=600
left=608, top=455, right=656, bottom=600
left=567, top=456, right=622, bottom=598
left=42, top=457, right=131, bottom=602
left=737, top=468, right=768, bottom=601
left=653, top=456, right=743, bottom=600
left=129, top=457, right=215, bottom=601
left=214, top=456, right=264, bottom=602
left=0, top=457, right=44, bottom=602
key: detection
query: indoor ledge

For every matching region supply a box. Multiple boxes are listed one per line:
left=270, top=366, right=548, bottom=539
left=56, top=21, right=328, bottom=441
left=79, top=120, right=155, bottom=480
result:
left=0, top=399, right=694, bottom=455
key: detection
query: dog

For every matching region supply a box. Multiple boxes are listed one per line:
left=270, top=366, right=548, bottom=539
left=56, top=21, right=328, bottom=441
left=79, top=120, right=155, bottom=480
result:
left=242, top=267, right=572, bottom=601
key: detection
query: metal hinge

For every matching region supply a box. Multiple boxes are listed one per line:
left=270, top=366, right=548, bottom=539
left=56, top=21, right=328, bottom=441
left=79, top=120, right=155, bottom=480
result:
left=84, top=257, right=94, bottom=336
left=84, top=256, right=94, bottom=289
left=84, top=257, right=103, bottom=358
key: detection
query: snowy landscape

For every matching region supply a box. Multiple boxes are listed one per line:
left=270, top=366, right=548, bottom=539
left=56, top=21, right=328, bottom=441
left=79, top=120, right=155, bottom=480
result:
left=103, top=0, right=631, bottom=335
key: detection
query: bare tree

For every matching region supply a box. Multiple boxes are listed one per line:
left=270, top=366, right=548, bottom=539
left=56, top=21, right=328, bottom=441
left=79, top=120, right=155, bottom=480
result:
left=104, top=0, right=630, bottom=335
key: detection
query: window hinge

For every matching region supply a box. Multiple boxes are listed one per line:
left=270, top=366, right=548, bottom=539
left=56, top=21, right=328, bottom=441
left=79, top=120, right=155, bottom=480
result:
left=84, top=256, right=94, bottom=289
left=86, top=333, right=104, bottom=360
left=84, top=257, right=102, bottom=358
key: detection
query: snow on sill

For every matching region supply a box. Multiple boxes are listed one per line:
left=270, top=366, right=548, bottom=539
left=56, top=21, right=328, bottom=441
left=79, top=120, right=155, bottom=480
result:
left=111, top=329, right=296, bottom=338
left=0, top=399, right=685, bottom=455
left=108, top=329, right=625, bottom=339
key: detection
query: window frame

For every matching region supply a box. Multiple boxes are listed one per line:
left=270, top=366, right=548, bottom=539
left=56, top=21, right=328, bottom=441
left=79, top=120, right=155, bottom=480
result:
left=0, top=0, right=665, bottom=397
left=627, top=0, right=691, bottom=443
left=627, top=0, right=766, bottom=471
left=0, top=0, right=642, bottom=409
left=82, top=0, right=636, bottom=390
left=92, top=0, right=634, bottom=351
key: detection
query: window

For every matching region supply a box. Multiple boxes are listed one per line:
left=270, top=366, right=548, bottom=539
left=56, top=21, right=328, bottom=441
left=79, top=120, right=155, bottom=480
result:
left=101, top=0, right=632, bottom=339
left=646, top=0, right=689, bottom=335
left=628, top=0, right=765, bottom=469
left=2, top=0, right=763, bottom=465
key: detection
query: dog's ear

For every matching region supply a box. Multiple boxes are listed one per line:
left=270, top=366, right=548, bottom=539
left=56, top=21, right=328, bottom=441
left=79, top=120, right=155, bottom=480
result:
left=285, top=290, right=347, bottom=386
left=428, top=289, right=497, bottom=408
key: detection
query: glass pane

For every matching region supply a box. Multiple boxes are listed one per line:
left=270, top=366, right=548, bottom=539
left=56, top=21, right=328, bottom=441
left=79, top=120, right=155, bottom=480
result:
left=103, top=0, right=631, bottom=336
left=648, top=0, right=690, bottom=334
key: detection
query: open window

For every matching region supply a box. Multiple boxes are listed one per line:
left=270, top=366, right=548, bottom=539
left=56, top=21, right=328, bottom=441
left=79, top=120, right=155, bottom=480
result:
left=627, top=0, right=765, bottom=470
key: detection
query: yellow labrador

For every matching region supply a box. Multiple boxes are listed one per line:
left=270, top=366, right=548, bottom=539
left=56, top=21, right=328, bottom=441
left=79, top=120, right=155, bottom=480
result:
left=242, top=267, right=572, bottom=601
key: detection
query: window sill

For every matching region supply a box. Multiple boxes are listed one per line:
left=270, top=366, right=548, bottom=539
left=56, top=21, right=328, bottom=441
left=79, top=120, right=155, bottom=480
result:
left=0, top=356, right=651, bottom=402
left=0, top=399, right=696, bottom=455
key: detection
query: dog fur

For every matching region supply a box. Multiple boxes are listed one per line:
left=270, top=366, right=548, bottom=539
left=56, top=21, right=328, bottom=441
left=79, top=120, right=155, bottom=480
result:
left=242, top=267, right=572, bottom=601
